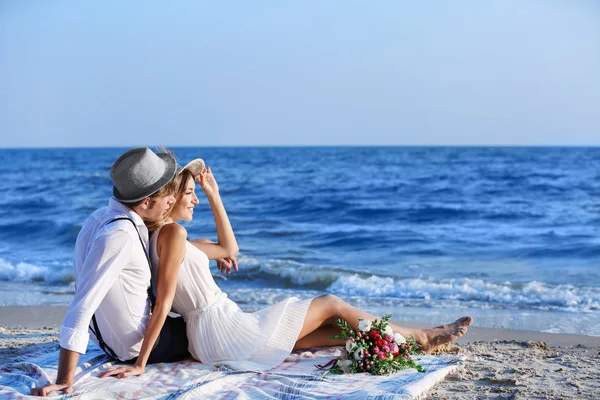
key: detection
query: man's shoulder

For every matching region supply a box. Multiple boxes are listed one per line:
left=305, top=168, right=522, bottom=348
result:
left=81, top=206, right=138, bottom=241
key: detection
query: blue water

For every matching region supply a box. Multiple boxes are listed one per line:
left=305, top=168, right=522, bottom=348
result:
left=0, top=147, right=599, bottom=336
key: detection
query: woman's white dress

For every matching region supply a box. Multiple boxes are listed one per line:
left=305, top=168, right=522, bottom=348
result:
left=150, top=225, right=313, bottom=371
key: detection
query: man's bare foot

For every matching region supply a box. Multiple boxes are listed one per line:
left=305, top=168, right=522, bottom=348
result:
left=417, top=316, right=473, bottom=353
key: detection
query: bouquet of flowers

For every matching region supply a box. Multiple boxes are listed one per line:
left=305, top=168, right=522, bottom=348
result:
left=317, top=314, right=425, bottom=375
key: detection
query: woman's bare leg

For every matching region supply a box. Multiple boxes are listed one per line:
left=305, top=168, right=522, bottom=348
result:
left=298, top=294, right=417, bottom=339
left=296, top=295, right=376, bottom=340
left=293, top=325, right=344, bottom=351
left=296, top=294, right=473, bottom=353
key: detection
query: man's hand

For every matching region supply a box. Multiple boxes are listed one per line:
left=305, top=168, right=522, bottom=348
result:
left=217, top=255, right=238, bottom=275
left=98, top=364, right=145, bottom=379
left=31, top=383, right=73, bottom=396
left=31, top=347, right=78, bottom=396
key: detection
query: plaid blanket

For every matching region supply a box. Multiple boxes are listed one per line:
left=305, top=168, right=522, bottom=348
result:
left=0, top=345, right=465, bottom=399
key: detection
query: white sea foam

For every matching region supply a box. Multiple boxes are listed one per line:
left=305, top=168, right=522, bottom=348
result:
left=0, top=258, right=73, bottom=283
left=232, top=256, right=600, bottom=312
left=327, top=274, right=600, bottom=312
left=3, top=252, right=600, bottom=314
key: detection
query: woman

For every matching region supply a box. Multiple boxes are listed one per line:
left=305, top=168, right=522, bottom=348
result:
left=101, top=161, right=472, bottom=377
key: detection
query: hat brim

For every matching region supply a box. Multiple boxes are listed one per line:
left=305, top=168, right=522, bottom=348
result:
left=178, top=158, right=205, bottom=177
left=113, top=153, right=178, bottom=203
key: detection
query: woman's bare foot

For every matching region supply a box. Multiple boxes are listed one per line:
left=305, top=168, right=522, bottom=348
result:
left=416, top=316, right=473, bottom=353
left=433, top=316, right=473, bottom=331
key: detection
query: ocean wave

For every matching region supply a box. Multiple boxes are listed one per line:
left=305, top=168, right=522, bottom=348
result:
left=233, top=255, right=344, bottom=288
left=328, top=275, right=600, bottom=312
left=0, top=198, right=57, bottom=212
left=0, top=220, right=81, bottom=246
left=511, top=245, right=600, bottom=259
left=402, top=205, right=474, bottom=223
left=2, top=250, right=600, bottom=315
left=3, top=250, right=599, bottom=313
left=0, top=258, right=73, bottom=284
left=232, top=256, right=600, bottom=312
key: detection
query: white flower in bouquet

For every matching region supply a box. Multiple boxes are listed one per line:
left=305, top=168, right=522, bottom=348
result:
left=353, top=346, right=365, bottom=360
left=337, top=359, right=353, bottom=374
left=383, top=325, right=394, bottom=337
left=345, top=339, right=355, bottom=353
left=393, top=332, right=406, bottom=344
left=340, top=348, right=349, bottom=360
left=357, top=319, right=372, bottom=331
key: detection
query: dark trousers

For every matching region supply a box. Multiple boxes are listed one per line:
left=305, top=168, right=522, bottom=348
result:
left=125, top=315, right=190, bottom=364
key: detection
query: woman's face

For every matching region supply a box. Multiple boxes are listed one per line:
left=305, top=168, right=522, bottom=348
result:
left=171, top=176, right=199, bottom=222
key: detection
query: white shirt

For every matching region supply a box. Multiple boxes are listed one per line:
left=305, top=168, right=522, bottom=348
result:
left=60, top=198, right=152, bottom=361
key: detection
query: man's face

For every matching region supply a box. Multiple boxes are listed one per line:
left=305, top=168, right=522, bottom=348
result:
left=143, top=192, right=176, bottom=222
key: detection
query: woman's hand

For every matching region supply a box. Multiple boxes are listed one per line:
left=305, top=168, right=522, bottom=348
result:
left=217, top=255, right=238, bottom=275
left=98, top=364, right=145, bottom=379
left=196, top=167, right=219, bottom=197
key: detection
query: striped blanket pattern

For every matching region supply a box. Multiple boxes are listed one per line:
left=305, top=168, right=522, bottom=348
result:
left=0, top=345, right=465, bottom=399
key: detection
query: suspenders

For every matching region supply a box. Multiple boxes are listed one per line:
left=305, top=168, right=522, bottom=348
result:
left=88, top=217, right=156, bottom=359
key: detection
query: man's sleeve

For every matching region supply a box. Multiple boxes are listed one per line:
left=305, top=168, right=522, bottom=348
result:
left=59, top=229, right=133, bottom=354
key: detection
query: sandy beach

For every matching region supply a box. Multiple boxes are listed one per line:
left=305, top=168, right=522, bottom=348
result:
left=1, top=306, right=599, bottom=399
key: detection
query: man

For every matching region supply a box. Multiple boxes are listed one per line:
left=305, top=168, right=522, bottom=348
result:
left=33, top=147, right=189, bottom=396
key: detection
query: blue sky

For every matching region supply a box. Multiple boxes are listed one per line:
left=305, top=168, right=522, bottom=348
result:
left=1, top=1, right=599, bottom=147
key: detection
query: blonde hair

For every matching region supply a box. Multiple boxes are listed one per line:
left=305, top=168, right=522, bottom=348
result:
left=148, top=169, right=196, bottom=233
left=143, top=174, right=182, bottom=232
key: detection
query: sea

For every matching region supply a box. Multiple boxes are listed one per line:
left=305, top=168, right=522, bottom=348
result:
left=0, top=147, right=599, bottom=336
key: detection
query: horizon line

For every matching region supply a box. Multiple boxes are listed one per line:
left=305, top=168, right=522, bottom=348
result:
left=2, top=144, right=600, bottom=150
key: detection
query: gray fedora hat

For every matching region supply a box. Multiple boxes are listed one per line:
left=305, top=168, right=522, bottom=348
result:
left=110, top=147, right=178, bottom=203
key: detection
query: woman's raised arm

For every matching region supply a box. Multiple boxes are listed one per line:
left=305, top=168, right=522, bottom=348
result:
left=190, top=167, right=239, bottom=260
